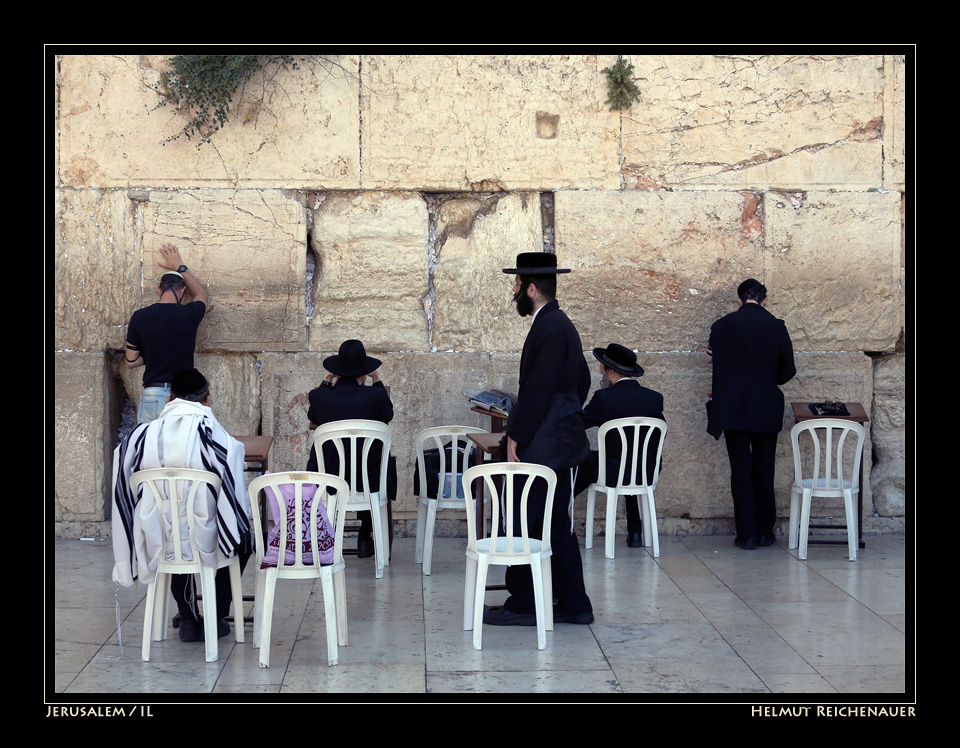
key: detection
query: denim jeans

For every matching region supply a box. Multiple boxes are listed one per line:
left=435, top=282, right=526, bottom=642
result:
left=137, top=385, right=171, bottom=424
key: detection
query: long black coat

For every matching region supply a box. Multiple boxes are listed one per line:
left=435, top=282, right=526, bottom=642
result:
left=707, top=303, right=796, bottom=434
left=306, top=378, right=394, bottom=491
left=583, top=378, right=665, bottom=487
left=506, top=300, right=591, bottom=470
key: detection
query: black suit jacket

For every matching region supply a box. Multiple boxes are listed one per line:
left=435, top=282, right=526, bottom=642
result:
left=506, top=300, right=591, bottom=469
left=708, top=302, right=796, bottom=434
left=583, top=378, right=665, bottom=487
left=306, top=378, right=394, bottom=491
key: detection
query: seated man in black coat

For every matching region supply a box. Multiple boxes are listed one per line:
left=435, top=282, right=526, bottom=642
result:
left=306, top=339, right=394, bottom=558
left=574, top=343, right=665, bottom=548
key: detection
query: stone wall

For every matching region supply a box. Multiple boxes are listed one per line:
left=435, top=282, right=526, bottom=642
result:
left=52, top=53, right=910, bottom=540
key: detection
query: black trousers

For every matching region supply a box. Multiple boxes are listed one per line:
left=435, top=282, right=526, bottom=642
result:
left=724, top=430, right=778, bottom=539
left=572, top=451, right=643, bottom=534
left=172, top=552, right=250, bottom=622
left=503, top=467, right=593, bottom=616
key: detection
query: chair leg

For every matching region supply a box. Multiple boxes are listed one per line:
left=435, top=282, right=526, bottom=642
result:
left=530, top=557, right=548, bottom=650
left=844, top=488, right=858, bottom=562
left=463, top=556, right=478, bottom=631
left=643, top=489, right=659, bottom=558
left=199, top=566, right=219, bottom=663
left=253, top=568, right=266, bottom=650
left=334, top=568, right=349, bottom=647
left=369, top=494, right=386, bottom=579
left=421, top=500, right=438, bottom=575
left=319, top=568, right=339, bottom=666
left=471, top=557, right=490, bottom=650
left=585, top=486, right=597, bottom=550
left=798, top=488, right=813, bottom=561
left=141, top=579, right=158, bottom=661
left=788, top=488, right=801, bottom=549
left=258, top=569, right=278, bottom=668
left=227, top=560, right=244, bottom=644
left=415, top=499, right=428, bottom=564
left=542, top=555, right=553, bottom=632
left=604, top=491, right=617, bottom=559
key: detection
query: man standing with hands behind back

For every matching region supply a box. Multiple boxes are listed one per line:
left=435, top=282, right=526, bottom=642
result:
left=707, top=278, right=796, bottom=550
left=124, top=243, right=209, bottom=424
left=484, top=252, right=594, bottom=627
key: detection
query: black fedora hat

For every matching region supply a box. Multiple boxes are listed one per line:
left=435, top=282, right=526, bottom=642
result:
left=592, top=343, right=644, bottom=377
left=502, top=252, right=571, bottom=275
left=324, top=340, right=382, bottom=378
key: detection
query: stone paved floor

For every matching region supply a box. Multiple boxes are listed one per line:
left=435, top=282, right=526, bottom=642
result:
left=50, top=532, right=910, bottom=700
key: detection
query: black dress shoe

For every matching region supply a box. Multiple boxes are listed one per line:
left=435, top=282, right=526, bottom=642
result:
left=356, top=536, right=374, bottom=558
left=757, top=533, right=776, bottom=547
left=553, top=605, right=594, bottom=625
left=482, top=605, right=537, bottom=626
left=178, top=616, right=230, bottom=642
left=626, top=531, right=644, bottom=548
left=734, top=536, right=757, bottom=550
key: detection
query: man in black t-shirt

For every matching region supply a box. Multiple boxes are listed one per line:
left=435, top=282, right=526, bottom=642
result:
left=124, top=243, right=209, bottom=423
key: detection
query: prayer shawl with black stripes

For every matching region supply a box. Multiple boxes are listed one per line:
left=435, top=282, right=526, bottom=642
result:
left=111, top=399, right=252, bottom=587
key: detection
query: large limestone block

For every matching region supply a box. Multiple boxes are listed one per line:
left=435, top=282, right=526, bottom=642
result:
left=57, top=54, right=361, bottom=189
left=361, top=55, right=621, bottom=191
left=137, top=189, right=306, bottom=351
left=55, top=352, right=125, bottom=528
left=555, top=190, right=765, bottom=352
left=871, top=353, right=906, bottom=517
left=55, top=188, right=141, bottom=352
left=765, top=190, right=902, bottom=352
left=309, top=192, right=429, bottom=352
left=431, top=193, right=542, bottom=353
left=622, top=54, right=884, bottom=190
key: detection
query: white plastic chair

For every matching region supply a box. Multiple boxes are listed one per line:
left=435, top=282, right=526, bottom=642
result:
left=414, top=425, right=487, bottom=575
left=788, top=418, right=865, bottom=561
left=309, top=420, right=392, bottom=578
left=585, top=417, right=667, bottom=559
left=248, top=471, right=349, bottom=667
left=130, top=468, right=245, bottom=663
left=462, top=462, right=556, bottom=650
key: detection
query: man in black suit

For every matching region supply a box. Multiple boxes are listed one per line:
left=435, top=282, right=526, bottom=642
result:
left=574, top=343, right=665, bottom=548
left=707, top=279, right=796, bottom=550
left=484, top=252, right=594, bottom=627
left=306, top=339, right=394, bottom=558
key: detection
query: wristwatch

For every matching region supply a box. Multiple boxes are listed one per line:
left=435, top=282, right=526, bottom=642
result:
left=177, top=265, right=188, bottom=273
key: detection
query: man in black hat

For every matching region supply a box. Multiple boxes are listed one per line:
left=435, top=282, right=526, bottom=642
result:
left=306, top=339, right=394, bottom=558
left=485, top=252, right=594, bottom=626
left=111, top=368, right=252, bottom=643
left=574, top=344, right=666, bottom=548
left=124, top=243, right=209, bottom=424
left=707, top=279, right=796, bottom=550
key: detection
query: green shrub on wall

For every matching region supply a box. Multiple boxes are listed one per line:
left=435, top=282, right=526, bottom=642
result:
left=603, top=57, right=641, bottom=111
left=155, top=54, right=297, bottom=145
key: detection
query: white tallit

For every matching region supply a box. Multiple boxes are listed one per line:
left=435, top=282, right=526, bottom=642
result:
left=111, top=399, right=252, bottom=587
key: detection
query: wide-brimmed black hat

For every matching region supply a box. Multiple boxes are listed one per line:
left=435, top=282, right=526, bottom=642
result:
left=324, top=339, right=381, bottom=378
left=502, top=252, right=571, bottom=275
left=592, top=343, right=644, bottom=377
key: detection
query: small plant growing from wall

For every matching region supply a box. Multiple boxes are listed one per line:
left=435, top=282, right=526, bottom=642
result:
left=155, top=54, right=297, bottom=145
left=602, top=57, right=642, bottom=111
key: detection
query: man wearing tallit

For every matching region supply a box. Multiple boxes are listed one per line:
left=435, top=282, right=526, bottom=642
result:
left=111, top=368, right=252, bottom=643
